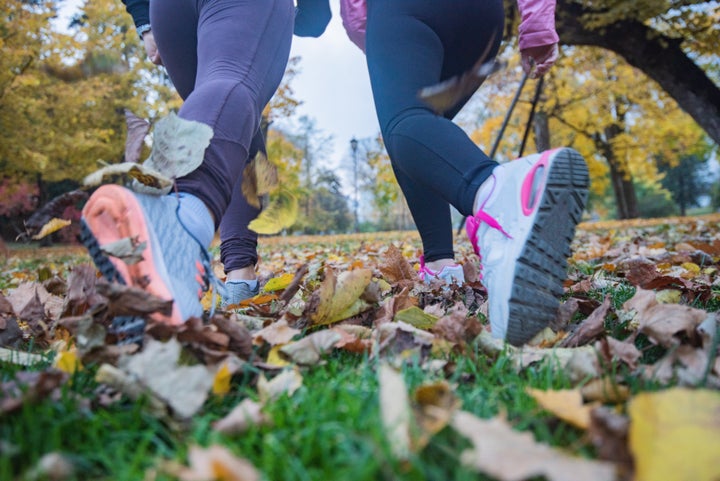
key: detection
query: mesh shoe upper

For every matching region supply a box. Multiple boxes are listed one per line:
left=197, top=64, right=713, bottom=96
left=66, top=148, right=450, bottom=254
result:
left=81, top=185, right=213, bottom=326
left=466, top=148, right=589, bottom=344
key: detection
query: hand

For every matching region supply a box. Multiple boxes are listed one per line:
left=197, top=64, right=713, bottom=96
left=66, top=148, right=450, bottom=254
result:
left=521, top=43, right=558, bottom=78
left=142, top=30, right=163, bottom=65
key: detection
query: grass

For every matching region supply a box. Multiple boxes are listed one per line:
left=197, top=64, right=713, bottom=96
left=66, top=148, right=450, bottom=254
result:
left=1, top=345, right=628, bottom=481
left=3, top=218, right=718, bottom=480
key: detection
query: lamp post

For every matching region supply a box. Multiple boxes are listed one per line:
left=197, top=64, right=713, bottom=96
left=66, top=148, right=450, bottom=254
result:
left=350, top=137, right=359, bottom=233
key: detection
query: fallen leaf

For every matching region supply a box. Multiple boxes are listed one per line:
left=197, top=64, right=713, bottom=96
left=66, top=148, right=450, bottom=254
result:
left=123, top=109, right=150, bottom=164
left=213, top=399, right=269, bottom=435
left=394, top=306, right=438, bottom=330
left=560, top=296, right=611, bottom=347
left=279, top=329, right=342, bottom=365
left=580, top=377, right=630, bottom=403
left=248, top=189, right=298, bottom=235
left=162, top=444, right=259, bottom=481
left=451, top=411, right=616, bottom=481
left=431, top=303, right=482, bottom=345
left=412, top=380, right=461, bottom=450
left=262, top=272, right=295, bottom=292
left=378, top=363, right=412, bottom=460
left=308, top=268, right=373, bottom=326
left=629, top=388, right=720, bottom=481
left=252, top=319, right=300, bottom=346
left=257, top=368, right=303, bottom=403
left=31, top=218, right=71, bottom=240
left=378, top=244, right=416, bottom=285
left=598, top=336, right=642, bottom=370
left=241, top=151, right=279, bottom=208
left=24, top=452, right=75, bottom=481
left=588, top=406, right=633, bottom=471
left=145, top=112, right=213, bottom=180
left=526, top=388, right=594, bottom=429
left=53, top=349, right=82, bottom=374
left=99, top=237, right=146, bottom=265
left=623, top=288, right=709, bottom=347
left=118, top=338, right=214, bottom=419
left=213, top=363, right=232, bottom=396
left=83, top=161, right=173, bottom=193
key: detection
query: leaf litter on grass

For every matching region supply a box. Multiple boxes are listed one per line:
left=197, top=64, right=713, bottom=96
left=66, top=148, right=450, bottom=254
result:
left=2, top=216, right=720, bottom=479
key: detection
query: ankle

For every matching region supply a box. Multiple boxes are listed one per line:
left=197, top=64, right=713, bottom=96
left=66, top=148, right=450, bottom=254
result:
left=226, top=266, right=257, bottom=281
left=425, top=258, right=457, bottom=273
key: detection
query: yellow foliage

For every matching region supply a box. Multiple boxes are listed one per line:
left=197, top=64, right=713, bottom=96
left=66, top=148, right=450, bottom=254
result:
left=629, top=388, right=720, bottom=481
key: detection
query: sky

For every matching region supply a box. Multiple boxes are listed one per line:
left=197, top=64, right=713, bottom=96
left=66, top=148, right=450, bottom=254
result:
left=56, top=0, right=380, bottom=172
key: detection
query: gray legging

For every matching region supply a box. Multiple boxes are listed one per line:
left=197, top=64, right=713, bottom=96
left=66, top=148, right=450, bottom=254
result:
left=150, top=0, right=294, bottom=270
left=366, top=0, right=504, bottom=262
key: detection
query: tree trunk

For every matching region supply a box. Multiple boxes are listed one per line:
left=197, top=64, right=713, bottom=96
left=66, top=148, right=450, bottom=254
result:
left=557, top=1, right=720, bottom=146
left=597, top=125, right=639, bottom=219
left=533, top=110, right=551, bottom=152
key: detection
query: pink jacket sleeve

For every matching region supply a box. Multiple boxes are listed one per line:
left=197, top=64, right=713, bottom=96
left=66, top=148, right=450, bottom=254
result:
left=516, top=0, right=559, bottom=51
left=340, top=0, right=367, bottom=52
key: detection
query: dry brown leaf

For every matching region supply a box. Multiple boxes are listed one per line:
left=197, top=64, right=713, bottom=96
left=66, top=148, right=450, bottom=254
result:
left=213, top=399, right=269, bottom=435
left=432, top=303, right=482, bottom=345
left=257, top=368, right=303, bottom=403
left=580, top=377, right=630, bottom=403
left=99, top=237, right=146, bottom=265
left=279, top=329, right=342, bottom=365
left=308, top=268, right=373, bottom=326
left=378, top=244, right=416, bottom=284
left=116, top=338, right=214, bottom=419
left=24, top=452, right=75, bottom=481
left=378, top=363, right=412, bottom=460
left=162, top=444, right=260, bottom=481
left=451, top=411, right=616, bottom=481
left=560, top=296, right=611, bottom=347
left=623, top=288, right=709, bottom=347
left=588, top=406, right=632, bottom=471
left=598, top=336, right=642, bottom=369
left=252, top=319, right=300, bottom=346
left=412, top=380, right=461, bottom=450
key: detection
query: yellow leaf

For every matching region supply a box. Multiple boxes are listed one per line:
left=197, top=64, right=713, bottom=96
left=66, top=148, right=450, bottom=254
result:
left=266, top=345, right=291, bottom=367
left=681, top=262, right=700, bottom=274
left=526, top=388, right=594, bottom=430
left=213, top=363, right=232, bottom=396
left=241, top=151, right=279, bottom=208
left=310, top=268, right=373, bottom=326
left=394, top=306, right=438, bottom=330
left=629, top=388, right=720, bottom=481
left=54, top=350, right=82, bottom=374
left=32, top=218, right=71, bottom=240
left=83, top=162, right=173, bottom=194
left=248, top=189, right=298, bottom=235
left=263, top=272, right=295, bottom=292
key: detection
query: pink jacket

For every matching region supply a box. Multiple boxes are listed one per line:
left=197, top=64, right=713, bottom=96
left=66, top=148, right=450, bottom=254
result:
left=339, top=0, right=559, bottom=53
left=517, top=0, right=559, bottom=51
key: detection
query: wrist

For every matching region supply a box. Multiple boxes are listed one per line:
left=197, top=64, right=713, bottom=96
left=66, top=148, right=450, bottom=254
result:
left=136, top=23, right=151, bottom=39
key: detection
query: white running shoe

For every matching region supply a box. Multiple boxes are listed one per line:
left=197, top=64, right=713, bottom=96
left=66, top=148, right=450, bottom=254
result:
left=466, top=148, right=589, bottom=345
left=418, top=255, right=465, bottom=285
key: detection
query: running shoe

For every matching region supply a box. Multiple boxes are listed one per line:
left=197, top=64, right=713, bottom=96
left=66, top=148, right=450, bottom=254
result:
left=221, top=280, right=260, bottom=308
left=80, top=185, right=212, bottom=340
left=418, top=255, right=465, bottom=285
left=466, top=148, right=589, bottom=345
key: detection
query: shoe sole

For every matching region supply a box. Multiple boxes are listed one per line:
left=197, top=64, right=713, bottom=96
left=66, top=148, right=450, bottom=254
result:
left=81, top=185, right=183, bottom=328
left=505, top=148, right=589, bottom=346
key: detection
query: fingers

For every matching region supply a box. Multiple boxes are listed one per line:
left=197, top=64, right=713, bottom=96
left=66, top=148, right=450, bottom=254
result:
left=521, top=43, right=558, bottom=79
left=142, top=31, right=164, bottom=66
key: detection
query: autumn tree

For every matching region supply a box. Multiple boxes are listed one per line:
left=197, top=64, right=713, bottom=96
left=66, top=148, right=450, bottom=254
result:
left=507, top=0, right=720, bottom=145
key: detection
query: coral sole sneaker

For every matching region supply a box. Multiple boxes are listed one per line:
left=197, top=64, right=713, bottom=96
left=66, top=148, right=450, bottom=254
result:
left=81, top=185, right=207, bottom=330
left=467, top=148, right=589, bottom=345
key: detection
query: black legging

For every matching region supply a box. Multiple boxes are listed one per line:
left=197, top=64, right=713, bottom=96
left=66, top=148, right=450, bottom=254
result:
left=366, top=0, right=504, bottom=262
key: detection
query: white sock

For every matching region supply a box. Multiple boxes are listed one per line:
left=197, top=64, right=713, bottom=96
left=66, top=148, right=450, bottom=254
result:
left=176, top=192, right=215, bottom=248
